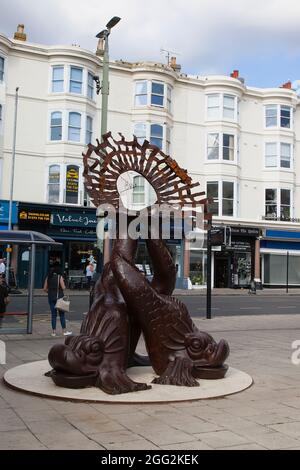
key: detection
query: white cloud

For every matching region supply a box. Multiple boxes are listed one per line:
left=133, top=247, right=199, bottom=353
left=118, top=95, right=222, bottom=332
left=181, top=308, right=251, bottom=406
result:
left=2, top=0, right=300, bottom=80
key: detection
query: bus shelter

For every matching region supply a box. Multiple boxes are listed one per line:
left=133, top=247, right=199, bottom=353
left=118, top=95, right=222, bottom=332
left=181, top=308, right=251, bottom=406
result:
left=0, top=231, right=61, bottom=334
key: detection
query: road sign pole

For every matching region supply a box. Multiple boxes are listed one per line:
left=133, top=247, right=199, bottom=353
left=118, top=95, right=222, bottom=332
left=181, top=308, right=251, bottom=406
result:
left=206, top=225, right=212, bottom=319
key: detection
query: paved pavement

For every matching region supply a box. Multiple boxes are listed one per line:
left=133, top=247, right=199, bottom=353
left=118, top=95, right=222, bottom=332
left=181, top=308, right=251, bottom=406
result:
left=1, top=314, right=300, bottom=450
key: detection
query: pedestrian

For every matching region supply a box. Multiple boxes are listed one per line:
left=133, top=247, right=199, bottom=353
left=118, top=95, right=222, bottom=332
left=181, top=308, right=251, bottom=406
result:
left=0, top=258, right=5, bottom=276
left=0, top=274, right=9, bottom=328
left=86, top=262, right=95, bottom=288
left=43, top=264, right=72, bottom=337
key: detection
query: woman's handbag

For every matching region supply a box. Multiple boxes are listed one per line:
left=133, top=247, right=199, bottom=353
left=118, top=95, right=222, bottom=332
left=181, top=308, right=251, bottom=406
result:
left=54, top=275, right=70, bottom=312
left=55, top=296, right=70, bottom=312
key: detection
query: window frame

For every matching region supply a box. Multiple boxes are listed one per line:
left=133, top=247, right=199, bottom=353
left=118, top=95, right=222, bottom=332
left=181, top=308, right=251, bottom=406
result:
left=0, top=103, right=3, bottom=135
left=68, top=111, right=82, bottom=142
left=264, top=141, right=292, bottom=170
left=0, top=56, right=5, bottom=82
left=132, top=175, right=145, bottom=205
left=206, top=132, right=237, bottom=163
left=264, top=104, right=293, bottom=130
left=206, top=93, right=238, bottom=122
left=85, top=115, right=93, bottom=144
left=47, top=164, right=61, bottom=204
left=134, top=80, right=172, bottom=111
left=151, top=81, right=165, bottom=108
left=87, top=71, right=94, bottom=100
left=50, top=111, right=63, bottom=141
left=51, top=65, right=64, bottom=93
left=133, top=121, right=171, bottom=153
left=206, top=180, right=236, bottom=217
left=46, top=163, right=84, bottom=206
left=265, top=187, right=292, bottom=220
left=69, top=66, right=83, bottom=94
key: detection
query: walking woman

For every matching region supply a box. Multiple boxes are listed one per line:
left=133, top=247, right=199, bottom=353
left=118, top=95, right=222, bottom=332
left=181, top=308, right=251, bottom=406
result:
left=43, top=265, right=72, bottom=337
left=0, top=274, right=9, bottom=329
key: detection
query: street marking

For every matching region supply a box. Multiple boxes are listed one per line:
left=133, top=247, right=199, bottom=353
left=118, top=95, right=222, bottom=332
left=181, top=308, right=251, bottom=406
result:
left=240, top=307, right=260, bottom=310
left=277, top=306, right=297, bottom=309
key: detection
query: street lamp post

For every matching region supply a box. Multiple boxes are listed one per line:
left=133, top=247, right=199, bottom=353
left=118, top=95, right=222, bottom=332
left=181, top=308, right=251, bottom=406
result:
left=6, top=87, right=19, bottom=283
left=92, top=17, right=121, bottom=281
left=96, top=16, right=121, bottom=139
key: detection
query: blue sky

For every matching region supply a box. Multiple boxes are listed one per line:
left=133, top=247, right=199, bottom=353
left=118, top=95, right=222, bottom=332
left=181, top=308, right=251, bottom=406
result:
left=1, top=0, right=300, bottom=89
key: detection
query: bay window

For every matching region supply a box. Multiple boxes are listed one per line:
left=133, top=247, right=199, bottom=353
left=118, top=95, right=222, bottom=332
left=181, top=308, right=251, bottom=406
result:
left=207, top=181, right=235, bottom=217
left=206, top=93, right=238, bottom=121
left=265, top=142, right=292, bottom=169
left=265, top=188, right=291, bottom=220
left=207, top=132, right=236, bottom=162
left=133, top=122, right=170, bottom=152
left=265, top=104, right=292, bottom=129
left=134, top=80, right=172, bottom=110
left=47, top=164, right=83, bottom=205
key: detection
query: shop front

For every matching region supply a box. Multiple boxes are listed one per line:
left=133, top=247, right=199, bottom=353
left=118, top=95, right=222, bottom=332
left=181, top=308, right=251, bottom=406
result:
left=214, top=226, right=260, bottom=289
left=0, top=200, right=19, bottom=285
left=134, top=239, right=184, bottom=287
left=261, top=229, right=300, bottom=287
left=17, top=202, right=97, bottom=288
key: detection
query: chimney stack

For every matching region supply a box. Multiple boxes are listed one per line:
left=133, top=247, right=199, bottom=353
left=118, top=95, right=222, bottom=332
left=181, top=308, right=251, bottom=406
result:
left=281, top=80, right=292, bottom=89
left=230, top=70, right=239, bottom=79
left=96, top=38, right=105, bottom=57
left=14, top=24, right=27, bottom=41
left=169, top=56, right=181, bottom=72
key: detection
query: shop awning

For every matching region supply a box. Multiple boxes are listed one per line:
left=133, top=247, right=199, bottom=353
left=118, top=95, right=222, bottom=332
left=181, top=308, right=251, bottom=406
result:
left=0, top=230, right=62, bottom=246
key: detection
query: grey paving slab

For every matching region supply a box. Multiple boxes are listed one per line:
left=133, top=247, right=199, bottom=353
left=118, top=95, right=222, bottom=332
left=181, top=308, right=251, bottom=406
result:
left=194, top=430, right=250, bottom=448
left=104, top=440, right=159, bottom=450
left=219, top=443, right=267, bottom=450
left=161, top=441, right=214, bottom=450
left=0, top=430, right=47, bottom=450
left=251, top=431, right=300, bottom=450
left=269, top=421, right=300, bottom=438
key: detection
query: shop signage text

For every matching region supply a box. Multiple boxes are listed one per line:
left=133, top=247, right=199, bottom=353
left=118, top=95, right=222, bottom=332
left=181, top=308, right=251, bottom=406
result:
left=0, top=201, right=18, bottom=225
left=230, top=227, right=260, bottom=237
left=52, top=213, right=97, bottom=227
left=49, top=227, right=96, bottom=236
left=19, top=209, right=51, bottom=223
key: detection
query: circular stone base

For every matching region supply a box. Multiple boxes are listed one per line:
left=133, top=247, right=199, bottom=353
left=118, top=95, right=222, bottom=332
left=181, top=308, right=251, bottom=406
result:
left=4, top=361, right=253, bottom=404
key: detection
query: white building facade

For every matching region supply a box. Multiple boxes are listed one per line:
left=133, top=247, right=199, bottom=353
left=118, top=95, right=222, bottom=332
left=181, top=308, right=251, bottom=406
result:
left=1, top=27, right=300, bottom=289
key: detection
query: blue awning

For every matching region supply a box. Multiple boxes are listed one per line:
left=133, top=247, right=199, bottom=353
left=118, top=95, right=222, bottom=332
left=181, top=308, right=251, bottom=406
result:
left=261, top=240, right=300, bottom=250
